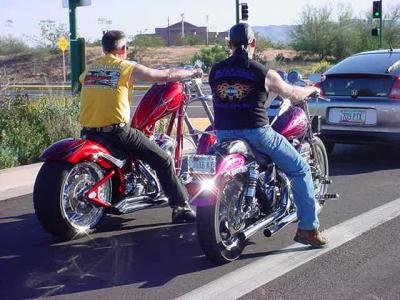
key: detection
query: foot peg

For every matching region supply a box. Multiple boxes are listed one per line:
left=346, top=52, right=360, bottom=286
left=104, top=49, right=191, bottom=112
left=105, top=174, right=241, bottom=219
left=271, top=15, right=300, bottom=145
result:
left=319, top=193, right=339, bottom=200
left=321, top=179, right=333, bottom=184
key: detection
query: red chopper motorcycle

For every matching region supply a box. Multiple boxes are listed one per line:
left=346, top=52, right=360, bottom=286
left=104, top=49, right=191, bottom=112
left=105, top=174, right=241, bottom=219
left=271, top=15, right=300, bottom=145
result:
left=33, top=75, right=213, bottom=240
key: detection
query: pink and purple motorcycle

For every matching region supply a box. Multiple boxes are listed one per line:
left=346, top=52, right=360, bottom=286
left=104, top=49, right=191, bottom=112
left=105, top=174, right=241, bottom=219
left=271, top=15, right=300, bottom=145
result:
left=185, top=71, right=338, bottom=264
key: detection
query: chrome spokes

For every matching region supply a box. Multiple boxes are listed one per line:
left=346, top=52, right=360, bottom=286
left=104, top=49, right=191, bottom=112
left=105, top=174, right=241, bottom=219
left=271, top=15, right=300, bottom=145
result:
left=61, top=162, right=111, bottom=230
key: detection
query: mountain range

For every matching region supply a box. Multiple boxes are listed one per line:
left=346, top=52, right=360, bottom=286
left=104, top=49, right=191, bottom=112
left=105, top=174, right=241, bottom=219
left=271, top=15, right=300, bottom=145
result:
left=252, top=25, right=294, bottom=44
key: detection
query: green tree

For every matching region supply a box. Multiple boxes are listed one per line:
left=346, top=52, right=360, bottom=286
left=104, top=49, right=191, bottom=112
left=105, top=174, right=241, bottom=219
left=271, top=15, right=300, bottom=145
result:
left=290, top=5, right=337, bottom=60
left=0, top=36, right=29, bottom=55
left=127, top=35, right=165, bottom=62
left=383, top=4, right=400, bottom=48
left=190, top=45, right=229, bottom=72
left=37, top=20, right=69, bottom=49
left=181, top=35, right=200, bottom=46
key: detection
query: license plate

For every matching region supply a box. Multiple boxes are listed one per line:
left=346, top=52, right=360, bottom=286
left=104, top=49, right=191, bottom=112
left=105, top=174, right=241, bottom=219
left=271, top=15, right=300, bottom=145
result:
left=339, top=109, right=366, bottom=124
left=328, top=108, right=377, bottom=125
left=188, top=155, right=216, bottom=175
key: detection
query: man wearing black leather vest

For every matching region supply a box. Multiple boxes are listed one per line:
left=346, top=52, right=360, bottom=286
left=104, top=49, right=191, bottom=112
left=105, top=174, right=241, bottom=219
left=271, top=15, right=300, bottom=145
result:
left=209, top=23, right=328, bottom=247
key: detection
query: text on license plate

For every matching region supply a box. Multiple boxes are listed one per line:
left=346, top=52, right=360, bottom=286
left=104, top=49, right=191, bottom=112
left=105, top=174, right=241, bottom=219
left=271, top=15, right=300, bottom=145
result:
left=340, top=109, right=366, bottom=124
left=328, top=108, right=377, bottom=125
left=188, top=155, right=216, bottom=175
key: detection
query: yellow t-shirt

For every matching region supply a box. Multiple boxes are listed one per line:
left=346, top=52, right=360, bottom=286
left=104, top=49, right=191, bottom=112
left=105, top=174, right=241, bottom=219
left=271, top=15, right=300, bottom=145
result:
left=79, top=54, right=135, bottom=128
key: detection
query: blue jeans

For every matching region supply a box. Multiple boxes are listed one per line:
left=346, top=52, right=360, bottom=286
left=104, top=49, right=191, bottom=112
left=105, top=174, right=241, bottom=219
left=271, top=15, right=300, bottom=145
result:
left=216, top=124, right=320, bottom=230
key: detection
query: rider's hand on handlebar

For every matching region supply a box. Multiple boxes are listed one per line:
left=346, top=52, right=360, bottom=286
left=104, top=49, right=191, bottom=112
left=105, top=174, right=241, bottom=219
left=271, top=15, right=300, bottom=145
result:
left=192, top=68, right=203, bottom=78
left=308, top=87, right=321, bottom=99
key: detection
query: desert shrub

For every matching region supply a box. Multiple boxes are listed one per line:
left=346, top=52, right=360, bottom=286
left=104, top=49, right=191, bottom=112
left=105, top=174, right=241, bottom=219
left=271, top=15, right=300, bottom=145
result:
left=189, top=45, right=229, bottom=72
left=0, top=36, right=30, bottom=55
left=0, top=95, right=80, bottom=169
left=311, top=60, right=333, bottom=74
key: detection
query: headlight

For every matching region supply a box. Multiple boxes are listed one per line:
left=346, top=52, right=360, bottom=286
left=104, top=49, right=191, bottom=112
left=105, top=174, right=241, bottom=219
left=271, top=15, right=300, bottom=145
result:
left=200, top=178, right=215, bottom=191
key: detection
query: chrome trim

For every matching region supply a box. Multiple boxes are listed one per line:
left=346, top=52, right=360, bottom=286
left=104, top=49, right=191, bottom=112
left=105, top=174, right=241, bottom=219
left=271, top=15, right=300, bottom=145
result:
left=93, top=152, right=125, bottom=168
left=138, top=161, right=161, bottom=196
left=263, top=210, right=298, bottom=237
left=114, top=195, right=169, bottom=214
left=239, top=209, right=286, bottom=241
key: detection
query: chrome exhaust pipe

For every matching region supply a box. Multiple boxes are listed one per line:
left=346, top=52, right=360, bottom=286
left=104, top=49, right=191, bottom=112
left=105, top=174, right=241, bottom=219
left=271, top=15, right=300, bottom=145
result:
left=263, top=210, right=298, bottom=237
left=237, top=209, right=285, bottom=241
left=113, top=195, right=169, bottom=214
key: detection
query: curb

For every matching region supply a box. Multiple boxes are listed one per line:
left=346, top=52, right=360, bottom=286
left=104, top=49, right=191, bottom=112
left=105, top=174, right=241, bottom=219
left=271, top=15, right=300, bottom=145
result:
left=0, top=163, right=43, bottom=201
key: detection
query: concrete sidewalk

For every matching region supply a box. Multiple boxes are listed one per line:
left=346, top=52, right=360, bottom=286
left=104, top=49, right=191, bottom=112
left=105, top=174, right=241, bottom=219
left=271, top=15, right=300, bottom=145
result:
left=0, top=138, right=197, bottom=201
left=0, top=163, right=43, bottom=201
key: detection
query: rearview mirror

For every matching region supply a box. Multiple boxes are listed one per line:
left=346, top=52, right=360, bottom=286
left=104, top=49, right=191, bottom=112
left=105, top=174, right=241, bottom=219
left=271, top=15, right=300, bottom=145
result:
left=308, top=73, right=322, bottom=83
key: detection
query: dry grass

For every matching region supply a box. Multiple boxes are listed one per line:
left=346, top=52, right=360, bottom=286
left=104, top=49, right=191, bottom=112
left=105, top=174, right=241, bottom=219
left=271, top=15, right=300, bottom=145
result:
left=0, top=45, right=320, bottom=83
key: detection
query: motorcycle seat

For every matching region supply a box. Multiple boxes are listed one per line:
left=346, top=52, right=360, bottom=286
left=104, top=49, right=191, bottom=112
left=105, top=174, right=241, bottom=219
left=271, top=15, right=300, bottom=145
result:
left=209, top=138, right=272, bottom=167
left=209, top=139, right=255, bottom=159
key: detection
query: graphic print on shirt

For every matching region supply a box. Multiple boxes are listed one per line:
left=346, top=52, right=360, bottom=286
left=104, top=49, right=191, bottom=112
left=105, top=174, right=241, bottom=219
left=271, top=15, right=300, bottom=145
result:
left=83, top=67, right=121, bottom=89
left=216, top=83, right=253, bottom=102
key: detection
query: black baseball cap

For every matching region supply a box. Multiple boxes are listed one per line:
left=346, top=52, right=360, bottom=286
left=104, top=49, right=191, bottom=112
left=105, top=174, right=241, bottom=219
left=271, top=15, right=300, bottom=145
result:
left=228, top=23, right=255, bottom=46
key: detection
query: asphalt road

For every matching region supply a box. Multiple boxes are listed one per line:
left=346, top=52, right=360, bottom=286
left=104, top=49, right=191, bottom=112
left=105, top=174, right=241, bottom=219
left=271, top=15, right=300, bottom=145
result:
left=1, top=144, right=400, bottom=299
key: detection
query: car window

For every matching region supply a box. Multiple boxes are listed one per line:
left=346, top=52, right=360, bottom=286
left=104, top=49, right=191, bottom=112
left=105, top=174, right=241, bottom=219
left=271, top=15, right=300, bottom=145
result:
left=323, top=76, right=394, bottom=97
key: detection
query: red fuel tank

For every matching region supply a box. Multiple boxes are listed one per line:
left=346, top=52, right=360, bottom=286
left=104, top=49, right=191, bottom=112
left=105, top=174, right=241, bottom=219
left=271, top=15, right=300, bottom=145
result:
left=131, top=82, right=185, bottom=134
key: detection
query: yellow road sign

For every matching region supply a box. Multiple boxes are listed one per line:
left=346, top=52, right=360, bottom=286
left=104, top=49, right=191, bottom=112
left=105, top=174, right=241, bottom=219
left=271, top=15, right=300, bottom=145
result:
left=58, top=36, right=69, bottom=52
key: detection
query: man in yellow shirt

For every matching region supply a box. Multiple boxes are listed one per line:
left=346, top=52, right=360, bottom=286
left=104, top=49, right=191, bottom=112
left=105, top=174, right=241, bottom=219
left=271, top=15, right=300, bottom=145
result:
left=80, top=30, right=202, bottom=223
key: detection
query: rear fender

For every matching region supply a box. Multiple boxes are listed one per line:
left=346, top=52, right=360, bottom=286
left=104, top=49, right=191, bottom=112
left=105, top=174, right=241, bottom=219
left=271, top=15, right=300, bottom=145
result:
left=41, top=138, right=114, bottom=169
left=189, top=153, right=246, bottom=207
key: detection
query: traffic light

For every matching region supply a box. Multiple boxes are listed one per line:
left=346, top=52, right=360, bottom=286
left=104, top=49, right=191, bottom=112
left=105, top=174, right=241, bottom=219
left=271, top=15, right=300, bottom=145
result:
left=241, top=3, right=248, bottom=21
left=373, top=1, right=382, bottom=19
left=371, top=27, right=380, bottom=36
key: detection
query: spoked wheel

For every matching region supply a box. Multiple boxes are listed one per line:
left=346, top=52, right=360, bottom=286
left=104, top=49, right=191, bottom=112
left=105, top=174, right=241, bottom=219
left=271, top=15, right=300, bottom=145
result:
left=311, top=137, right=329, bottom=207
left=196, top=174, right=247, bottom=265
left=33, top=161, right=112, bottom=240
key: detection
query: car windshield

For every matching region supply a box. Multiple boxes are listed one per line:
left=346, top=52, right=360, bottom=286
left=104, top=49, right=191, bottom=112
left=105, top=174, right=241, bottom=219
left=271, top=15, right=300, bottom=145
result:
left=322, top=76, right=394, bottom=97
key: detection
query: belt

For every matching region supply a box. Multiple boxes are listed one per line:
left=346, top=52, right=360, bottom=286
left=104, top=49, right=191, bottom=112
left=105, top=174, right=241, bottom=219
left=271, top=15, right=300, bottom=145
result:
left=83, top=123, right=126, bottom=133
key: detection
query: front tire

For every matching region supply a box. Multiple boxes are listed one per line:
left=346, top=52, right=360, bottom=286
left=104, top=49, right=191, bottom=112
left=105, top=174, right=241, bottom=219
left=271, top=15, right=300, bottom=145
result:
left=311, top=137, right=329, bottom=206
left=196, top=174, right=247, bottom=265
left=33, top=161, right=111, bottom=240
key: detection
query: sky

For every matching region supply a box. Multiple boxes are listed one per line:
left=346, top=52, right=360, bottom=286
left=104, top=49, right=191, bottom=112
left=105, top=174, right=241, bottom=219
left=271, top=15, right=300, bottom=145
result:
left=0, top=0, right=398, bottom=42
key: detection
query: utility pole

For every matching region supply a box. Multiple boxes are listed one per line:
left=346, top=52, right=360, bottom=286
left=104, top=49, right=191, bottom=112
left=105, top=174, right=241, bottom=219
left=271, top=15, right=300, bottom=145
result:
left=66, top=0, right=89, bottom=93
left=167, top=17, right=170, bottom=46
left=236, top=0, right=240, bottom=24
left=206, top=15, right=209, bottom=45
left=68, top=0, right=78, bottom=92
left=379, top=0, right=383, bottom=49
left=181, top=13, right=185, bottom=39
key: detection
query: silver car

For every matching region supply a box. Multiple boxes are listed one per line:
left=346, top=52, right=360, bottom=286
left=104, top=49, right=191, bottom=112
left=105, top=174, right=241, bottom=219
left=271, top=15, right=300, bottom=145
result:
left=309, top=49, right=400, bottom=154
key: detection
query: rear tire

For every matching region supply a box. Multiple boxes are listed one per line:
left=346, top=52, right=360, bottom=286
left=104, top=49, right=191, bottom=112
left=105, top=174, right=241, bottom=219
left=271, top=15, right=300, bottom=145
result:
left=196, top=174, right=246, bottom=265
left=33, top=161, right=111, bottom=240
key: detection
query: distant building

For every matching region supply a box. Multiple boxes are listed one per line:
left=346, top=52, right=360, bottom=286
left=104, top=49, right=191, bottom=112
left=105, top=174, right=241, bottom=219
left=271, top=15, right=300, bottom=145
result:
left=154, top=21, right=228, bottom=46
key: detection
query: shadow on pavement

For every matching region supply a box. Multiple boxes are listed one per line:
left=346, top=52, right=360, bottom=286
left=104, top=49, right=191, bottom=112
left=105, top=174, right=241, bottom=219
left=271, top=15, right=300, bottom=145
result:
left=329, top=144, right=400, bottom=176
left=0, top=211, right=214, bottom=299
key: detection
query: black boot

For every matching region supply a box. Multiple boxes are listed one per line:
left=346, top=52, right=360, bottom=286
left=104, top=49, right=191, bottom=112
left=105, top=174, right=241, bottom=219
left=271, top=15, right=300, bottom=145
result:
left=172, top=204, right=196, bottom=223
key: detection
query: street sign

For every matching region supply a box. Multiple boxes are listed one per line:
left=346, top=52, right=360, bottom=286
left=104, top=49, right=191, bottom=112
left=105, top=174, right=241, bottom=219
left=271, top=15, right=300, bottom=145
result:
left=58, top=36, right=69, bottom=52
left=57, top=36, right=69, bottom=83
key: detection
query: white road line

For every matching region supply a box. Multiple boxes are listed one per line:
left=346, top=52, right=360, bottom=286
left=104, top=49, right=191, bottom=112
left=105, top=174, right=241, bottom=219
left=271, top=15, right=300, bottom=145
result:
left=177, top=197, right=400, bottom=300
